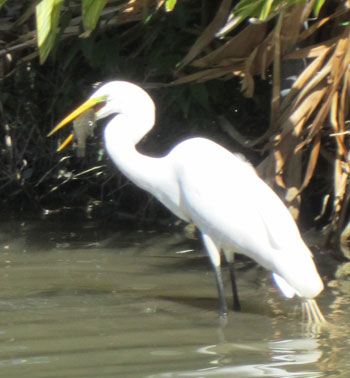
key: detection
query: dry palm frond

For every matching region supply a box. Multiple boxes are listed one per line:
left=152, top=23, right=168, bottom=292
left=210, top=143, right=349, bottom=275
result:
left=173, top=0, right=350, bottom=256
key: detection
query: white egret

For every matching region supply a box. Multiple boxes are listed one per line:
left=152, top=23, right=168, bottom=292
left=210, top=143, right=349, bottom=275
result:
left=48, top=81, right=325, bottom=322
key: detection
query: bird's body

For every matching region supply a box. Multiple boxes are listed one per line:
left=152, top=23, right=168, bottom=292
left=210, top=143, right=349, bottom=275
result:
left=49, top=81, right=325, bottom=321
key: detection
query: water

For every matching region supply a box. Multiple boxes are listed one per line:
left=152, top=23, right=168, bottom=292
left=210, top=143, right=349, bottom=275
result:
left=0, top=215, right=349, bottom=377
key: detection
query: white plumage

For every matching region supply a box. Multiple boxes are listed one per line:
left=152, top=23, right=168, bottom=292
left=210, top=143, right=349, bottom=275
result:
left=50, top=81, right=325, bottom=321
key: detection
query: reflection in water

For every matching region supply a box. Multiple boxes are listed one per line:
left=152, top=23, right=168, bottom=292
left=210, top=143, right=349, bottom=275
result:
left=156, top=340, right=322, bottom=377
left=0, top=216, right=349, bottom=377
left=148, top=337, right=324, bottom=377
left=149, top=325, right=325, bottom=377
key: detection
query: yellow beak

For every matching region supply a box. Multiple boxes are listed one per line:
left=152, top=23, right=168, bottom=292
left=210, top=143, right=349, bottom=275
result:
left=47, top=96, right=106, bottom=151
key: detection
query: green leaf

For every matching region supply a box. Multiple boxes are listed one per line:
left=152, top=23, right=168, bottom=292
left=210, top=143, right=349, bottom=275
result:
left=234, top=0, right=307, bottom=22
left=36, top=0, right=63, bottom=64
left=165, top=0, right=177, bottom=12
left=82, top=0, right=107, bottom=36
left=234, top=0, right=264, bottom=20
left=0, top=0, right=7, bottom=11
left=36, top=0, right=54, bottom=48
left=260, top=0, right=274, bottom=20
left=313, top=0, right=326, bottom=17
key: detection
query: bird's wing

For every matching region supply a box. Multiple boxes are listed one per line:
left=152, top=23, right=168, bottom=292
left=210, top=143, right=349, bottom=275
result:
left=172, top=138, right=300, bottom=262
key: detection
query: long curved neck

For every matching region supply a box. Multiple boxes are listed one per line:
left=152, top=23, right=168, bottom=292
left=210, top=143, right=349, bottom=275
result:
left=103, top=114, right=187, bottom=221
left=103, top=115, right=164, bottom=193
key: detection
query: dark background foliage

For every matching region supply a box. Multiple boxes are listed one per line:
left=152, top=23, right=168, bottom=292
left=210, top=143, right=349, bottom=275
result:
left=1, top=0, right=349, bottom=259
left=1, top=1, right=269, bottom=219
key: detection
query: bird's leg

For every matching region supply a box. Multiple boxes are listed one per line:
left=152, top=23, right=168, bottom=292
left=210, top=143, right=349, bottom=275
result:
left=224, top=250, right=241, bottom=311
left=212, top=264, right=228, bottom=316
left=228, top=261, right=241, bottom=311
left=201, top=233, right=228, bottom=316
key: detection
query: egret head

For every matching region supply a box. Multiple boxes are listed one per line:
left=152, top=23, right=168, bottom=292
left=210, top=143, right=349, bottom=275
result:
left=48, top=81, right=156, bottom=150
left=92, top=81, right=155, bottom=123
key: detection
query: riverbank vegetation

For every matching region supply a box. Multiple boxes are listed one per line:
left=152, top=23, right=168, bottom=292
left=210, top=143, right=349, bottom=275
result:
left=1, top=0, right=349, bottom=259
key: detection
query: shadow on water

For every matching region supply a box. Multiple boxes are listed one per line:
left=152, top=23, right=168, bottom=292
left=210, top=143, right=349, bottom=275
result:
left=0, top=213, right=349, bottom=377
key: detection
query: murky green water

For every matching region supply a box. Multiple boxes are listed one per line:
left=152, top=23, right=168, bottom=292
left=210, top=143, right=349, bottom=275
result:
left=0, top=216, right=349, bottom=377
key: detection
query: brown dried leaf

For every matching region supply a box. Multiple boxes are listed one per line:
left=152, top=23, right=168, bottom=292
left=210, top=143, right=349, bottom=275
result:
left=192, top=22, right=267, bottom=69
left=280, top=46, right=330, bottom=113
left=290, top=55, right=331, bottom=112
left=330, top=91, right=347, bottom=158
left=339, top=40, right=350, bottom=134
left=247, top=4, right=305, bottom=77
left=303, top=33, right=350, bottom=146
left=241, top=47, right=258, bottom=97
left=334, top=159, right=348, bottom=213
left=281, top=86, right=327, bottom=136
left=297, top=6, right=350, bottom=44
left=284, top=37, right=338, bottom=60
left=300, top=135, right=321, bottom=191
left=172, top=67, right=237, bottom=85
left=177, top=0, right=232, bottom=69
left=270, top=11, right=283, bottom=128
